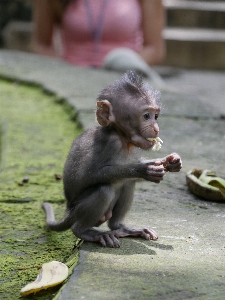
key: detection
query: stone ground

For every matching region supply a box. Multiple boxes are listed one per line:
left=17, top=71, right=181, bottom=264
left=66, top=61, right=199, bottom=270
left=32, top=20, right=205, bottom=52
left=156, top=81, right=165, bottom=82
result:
left=0, top=50, right=225, bottom=300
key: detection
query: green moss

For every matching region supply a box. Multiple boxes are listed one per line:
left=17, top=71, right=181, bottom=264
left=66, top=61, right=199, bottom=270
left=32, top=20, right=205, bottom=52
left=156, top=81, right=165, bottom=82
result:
left=0, top=79, right=83, bottom=299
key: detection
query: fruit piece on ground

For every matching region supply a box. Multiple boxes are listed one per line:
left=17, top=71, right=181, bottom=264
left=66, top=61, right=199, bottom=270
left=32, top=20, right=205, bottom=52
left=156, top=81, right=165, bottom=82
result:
left=20, top=261, right=68, bottom=296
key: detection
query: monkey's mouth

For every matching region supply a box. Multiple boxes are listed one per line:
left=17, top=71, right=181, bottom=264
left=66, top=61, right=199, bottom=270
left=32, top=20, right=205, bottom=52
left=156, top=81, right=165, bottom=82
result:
left=146, top=137, right=163, bottom=151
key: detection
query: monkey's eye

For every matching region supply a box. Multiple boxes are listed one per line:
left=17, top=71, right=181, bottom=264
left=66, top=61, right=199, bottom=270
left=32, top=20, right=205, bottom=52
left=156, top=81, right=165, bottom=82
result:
left=155, top=114, right=159, bottom=120
left=143, top=113, right=150, bottom=120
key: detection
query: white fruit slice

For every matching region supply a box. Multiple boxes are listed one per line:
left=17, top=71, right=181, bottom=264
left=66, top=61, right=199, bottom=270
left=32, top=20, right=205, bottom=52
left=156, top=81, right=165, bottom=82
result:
left=147, top=137, right=163, bottom=151
left=20, top=261, right=68, bottom=296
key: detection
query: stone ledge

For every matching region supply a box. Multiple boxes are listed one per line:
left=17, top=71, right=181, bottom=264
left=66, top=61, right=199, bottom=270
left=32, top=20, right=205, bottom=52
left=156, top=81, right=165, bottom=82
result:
left=164, top=28, right=225, bottom=42
left=2, top=21, right=33, bottom=52
left=164, top=0, right=225, bottom=11
left=164, top=28, right=225, bottom=69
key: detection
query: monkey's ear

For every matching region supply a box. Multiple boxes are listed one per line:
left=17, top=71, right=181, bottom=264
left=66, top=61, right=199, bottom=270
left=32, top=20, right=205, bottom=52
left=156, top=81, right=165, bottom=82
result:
left=96, top=100, right=115, bottom=126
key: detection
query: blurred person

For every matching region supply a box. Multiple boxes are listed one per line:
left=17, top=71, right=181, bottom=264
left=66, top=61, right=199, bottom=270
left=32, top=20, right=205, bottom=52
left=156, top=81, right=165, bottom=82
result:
left=32, top=0, right=166, bottom=77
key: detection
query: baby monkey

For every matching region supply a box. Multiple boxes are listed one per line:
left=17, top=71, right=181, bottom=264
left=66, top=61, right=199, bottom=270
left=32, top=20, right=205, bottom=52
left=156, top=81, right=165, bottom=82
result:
left=42, top=71, right=182, bottom=248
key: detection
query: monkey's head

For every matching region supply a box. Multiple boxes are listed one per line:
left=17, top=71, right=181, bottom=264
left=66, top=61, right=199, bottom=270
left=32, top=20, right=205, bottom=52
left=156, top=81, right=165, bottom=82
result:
left=96, top=71, right=162, bottom=150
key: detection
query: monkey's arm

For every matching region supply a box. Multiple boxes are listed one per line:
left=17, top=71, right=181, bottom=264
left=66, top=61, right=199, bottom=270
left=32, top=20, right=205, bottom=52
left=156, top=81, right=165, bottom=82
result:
left=91, top=161, right=166, bottom=184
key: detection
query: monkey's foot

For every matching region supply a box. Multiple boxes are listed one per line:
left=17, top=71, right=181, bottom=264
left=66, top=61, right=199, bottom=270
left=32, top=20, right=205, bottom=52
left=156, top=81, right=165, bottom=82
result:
left=98, top=231, right=121, bottom=248
left=74, top=228, right=121, bottom=248
left=95, top=227, right=158, bottom=247
left=75, top=227, right=157, bottom=248
left=116, top=226, right=158, bottom=241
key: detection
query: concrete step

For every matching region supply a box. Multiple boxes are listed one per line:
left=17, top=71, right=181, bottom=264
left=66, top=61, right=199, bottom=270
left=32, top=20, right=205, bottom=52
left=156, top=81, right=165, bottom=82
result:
left=163, top=27, right=225, bottom=69
left=163, top=1, right=225, bottom=69
left=164, top=0, right=225, bottom=29
left=2, top=21, right=32, bottom=52
left=164, top=27, right=225, bottom=42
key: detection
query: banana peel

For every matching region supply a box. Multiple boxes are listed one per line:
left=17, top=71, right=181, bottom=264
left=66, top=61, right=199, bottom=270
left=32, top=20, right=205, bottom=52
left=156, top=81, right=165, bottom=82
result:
left=186, top=169, right=225, bottom=201
left=20, top=261, right=68, bottom=296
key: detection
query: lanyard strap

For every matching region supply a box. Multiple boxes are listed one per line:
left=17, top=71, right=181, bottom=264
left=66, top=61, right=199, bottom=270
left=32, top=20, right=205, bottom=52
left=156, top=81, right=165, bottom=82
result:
left=83, top=0, right=109, bottom=52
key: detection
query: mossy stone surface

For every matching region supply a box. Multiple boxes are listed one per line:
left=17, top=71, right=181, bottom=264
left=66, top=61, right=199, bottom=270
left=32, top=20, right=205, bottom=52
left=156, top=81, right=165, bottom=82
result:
left=0, top=79, right=82, bottom=300
left=1, top=50, right=225, bottom=300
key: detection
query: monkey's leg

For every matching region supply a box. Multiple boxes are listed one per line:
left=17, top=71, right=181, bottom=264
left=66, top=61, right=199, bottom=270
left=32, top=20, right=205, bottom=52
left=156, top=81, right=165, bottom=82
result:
left=108, top=181, right=158, bottom=241
left=70, top=184, right=121, bottom=248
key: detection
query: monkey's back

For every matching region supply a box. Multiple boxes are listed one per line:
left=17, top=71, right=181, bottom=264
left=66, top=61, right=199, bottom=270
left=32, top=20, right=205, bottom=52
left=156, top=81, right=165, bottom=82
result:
left=63, top=125, right=128, bottom=205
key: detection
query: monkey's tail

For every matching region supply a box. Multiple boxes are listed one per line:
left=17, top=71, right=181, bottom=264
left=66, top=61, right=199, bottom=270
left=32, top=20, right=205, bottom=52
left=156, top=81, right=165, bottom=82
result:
left=42, top=202, right=72, bottom=231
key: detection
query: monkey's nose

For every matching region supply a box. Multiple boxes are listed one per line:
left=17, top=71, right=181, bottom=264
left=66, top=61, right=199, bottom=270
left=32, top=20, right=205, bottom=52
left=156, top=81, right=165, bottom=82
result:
left=153, top=124, right=159, bottom=134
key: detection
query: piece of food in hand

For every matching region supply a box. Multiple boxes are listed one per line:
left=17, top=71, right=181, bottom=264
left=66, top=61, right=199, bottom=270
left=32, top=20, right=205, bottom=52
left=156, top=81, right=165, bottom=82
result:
left=147, top=137, right=163, bottom=151
left=20, top=261, right=68, bottom=296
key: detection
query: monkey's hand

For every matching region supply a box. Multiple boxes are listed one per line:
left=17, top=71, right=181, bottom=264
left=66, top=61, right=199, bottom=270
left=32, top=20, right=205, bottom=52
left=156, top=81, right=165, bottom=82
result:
left=163, top=153, right=182, bottom=172
left=145, top=161, right=166, bottom=183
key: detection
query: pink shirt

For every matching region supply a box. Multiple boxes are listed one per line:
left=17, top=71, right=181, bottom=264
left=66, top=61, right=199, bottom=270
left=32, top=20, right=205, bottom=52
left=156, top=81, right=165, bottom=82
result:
left=61, top=0, right=143, bottom=67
